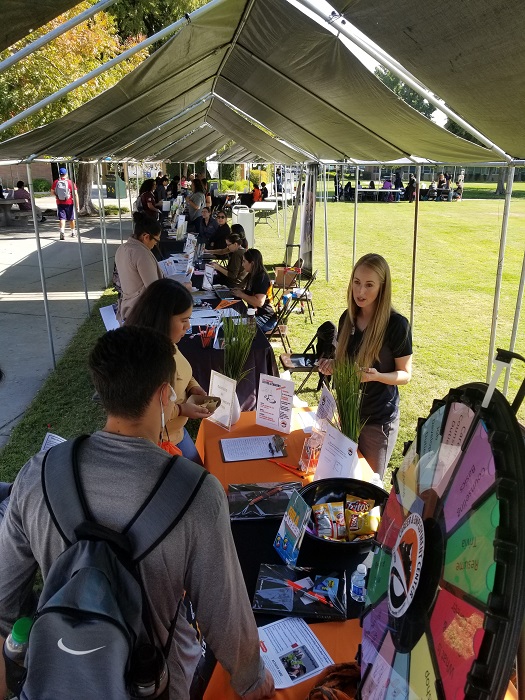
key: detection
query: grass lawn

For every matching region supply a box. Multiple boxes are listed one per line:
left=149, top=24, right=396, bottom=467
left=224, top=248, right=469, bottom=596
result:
left=1, top=192, right=524, bottom=488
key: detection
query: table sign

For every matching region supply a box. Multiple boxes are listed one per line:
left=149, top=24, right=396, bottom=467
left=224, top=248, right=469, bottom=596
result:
left=315, top=385, right=336, bottom=430
left=184, top=233, right=197, bottom=254
left=157, top=257, right=178, bottom=277
left=256, top=374, right=294, bottom=434
left=208, top=370, right=237, bottom=430
left=314, top=423, right=360, bottom=481
left=274, top=490, right=311, bottom=567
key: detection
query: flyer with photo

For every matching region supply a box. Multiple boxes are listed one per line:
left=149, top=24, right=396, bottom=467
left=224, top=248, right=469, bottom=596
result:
left=258, top=617, right=333, bottom=688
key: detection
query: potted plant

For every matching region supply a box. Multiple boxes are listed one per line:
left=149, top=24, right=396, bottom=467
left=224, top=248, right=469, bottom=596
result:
left=332, top=358, right=364, bottom=444
left=222, top=316, right=256, bottom=423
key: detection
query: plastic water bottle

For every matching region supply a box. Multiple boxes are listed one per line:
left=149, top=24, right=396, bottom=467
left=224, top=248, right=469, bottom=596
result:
left=246, top=308, right=257, bottom=331
left=3, top=617, right=32, bottom=692
left=350, top=564, right=367, bottom=602
left=130, top=644, right=169, bottom=698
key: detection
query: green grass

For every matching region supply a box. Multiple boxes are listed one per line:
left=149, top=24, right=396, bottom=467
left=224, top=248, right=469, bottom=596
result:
left=1, top=195, right=524, bottom=490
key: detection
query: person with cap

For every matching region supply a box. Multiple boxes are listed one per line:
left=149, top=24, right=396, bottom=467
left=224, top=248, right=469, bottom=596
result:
left=52, top=167, right=79, bottom=240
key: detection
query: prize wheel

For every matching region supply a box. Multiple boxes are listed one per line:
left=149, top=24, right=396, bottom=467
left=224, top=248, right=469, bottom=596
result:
left=360, top=382, right=525, bottom=700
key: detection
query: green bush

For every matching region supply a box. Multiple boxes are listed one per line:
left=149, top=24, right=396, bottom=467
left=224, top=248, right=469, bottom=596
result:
left=248, top=168, right=267, bottom=186
left=33, top=178, right=51, bottom=192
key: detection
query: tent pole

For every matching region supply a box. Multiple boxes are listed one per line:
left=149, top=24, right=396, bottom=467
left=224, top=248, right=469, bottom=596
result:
left=96, top=161, right=110, bottom=288
left=116, top=162, right=123, bottom=244
left=0, top=0, right=230, bottom=135
left=323, top=164, right=329, bottom=281
left=69, top=162, right=90, bottom=314
left=127, top=164, right=134, bottom=220
left=283, top=166, right=288, bottom=235
left=26, top=163, right=56, bottom=369
left=0, top=0, right=118, bottom=74
left=275, top=163, right=280, bottom=239
left=487, top=165, right=515, bottom=381
left=410, top=165, right=422, bottom=328
left=352, top=167, right=358, bottom=269
left=503, top=251, right=525, bottom=396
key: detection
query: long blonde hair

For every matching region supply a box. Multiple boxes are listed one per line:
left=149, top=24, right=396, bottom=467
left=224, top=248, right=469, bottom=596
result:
left=335, top=253, right=392, bottom=368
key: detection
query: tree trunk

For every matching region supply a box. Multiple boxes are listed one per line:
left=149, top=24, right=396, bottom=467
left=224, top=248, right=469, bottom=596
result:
left=495, top=168, right=507, bottom=196
left=76, top=162, right=98, bottom=216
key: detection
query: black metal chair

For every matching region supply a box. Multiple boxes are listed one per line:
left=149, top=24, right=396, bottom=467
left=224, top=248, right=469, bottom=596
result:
left=280, top=320, right=337, bottom=392
left=282, top=270, right=317, bottom=323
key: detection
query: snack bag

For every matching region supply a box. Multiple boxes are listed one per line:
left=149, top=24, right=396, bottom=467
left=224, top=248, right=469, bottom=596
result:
left=312, top=504, right=333, bottom=538
left=345, top=494, right=375, bottom=539
left=330, top=502, right=347, bottom=540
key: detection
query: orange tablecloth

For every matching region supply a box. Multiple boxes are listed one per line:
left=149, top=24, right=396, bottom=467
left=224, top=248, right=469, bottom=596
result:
left=197, top=410, right=372, bottom=700
left=195, top=408, right=372, bottom=488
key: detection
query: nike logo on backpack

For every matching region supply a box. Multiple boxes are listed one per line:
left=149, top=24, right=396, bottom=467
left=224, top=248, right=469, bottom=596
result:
left=58, top=638, right=106, bottom=655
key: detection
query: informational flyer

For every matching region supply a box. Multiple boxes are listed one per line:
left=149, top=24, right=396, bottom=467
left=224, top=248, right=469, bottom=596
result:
left=256, top=374, right=294, bottom=434
left=208, top=370, right=237, bottom=430
left=41, top=432, right=66, bottom=451
left=314, top=423, right=360, bottom=481
left=258, top=617, right=333, bottom=689
left=99, top=304, right=120, bottom=331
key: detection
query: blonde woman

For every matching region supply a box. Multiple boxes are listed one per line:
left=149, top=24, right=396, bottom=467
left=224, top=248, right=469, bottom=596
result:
left=318, top=253, right=412, bottom=476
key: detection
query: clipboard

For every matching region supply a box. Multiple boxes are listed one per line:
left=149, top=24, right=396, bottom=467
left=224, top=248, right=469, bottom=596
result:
left=219, top=435, right=287, bottom=462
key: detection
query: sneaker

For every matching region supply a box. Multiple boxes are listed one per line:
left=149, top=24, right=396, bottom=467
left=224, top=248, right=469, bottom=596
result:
left=40, top=216, right=46, bottom=222
left=60, top=232, right=64, bottom=240
left=70, top=231, right=76, bottom=237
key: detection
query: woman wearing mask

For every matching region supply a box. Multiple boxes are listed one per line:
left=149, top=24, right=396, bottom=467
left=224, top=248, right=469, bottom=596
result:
left=114, top=212, right=163, bottom=323
left=318, top=253, right=412, bottom=477
left=126, top=279, right=209, bottom=464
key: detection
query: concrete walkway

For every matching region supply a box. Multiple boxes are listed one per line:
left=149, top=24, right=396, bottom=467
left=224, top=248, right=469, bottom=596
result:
left=0, top=204, right=131, bottom=451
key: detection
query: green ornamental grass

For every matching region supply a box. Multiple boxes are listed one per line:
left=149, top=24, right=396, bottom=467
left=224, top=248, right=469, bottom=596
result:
left=222, top=316, right=257, bottom=384
left=332, top=359, right=364, bottom=442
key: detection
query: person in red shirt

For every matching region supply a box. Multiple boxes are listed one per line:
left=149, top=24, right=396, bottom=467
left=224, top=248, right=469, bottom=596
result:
left=52, top=167, right=79, bottom=240
left=252, top=184, right=262, bottom=202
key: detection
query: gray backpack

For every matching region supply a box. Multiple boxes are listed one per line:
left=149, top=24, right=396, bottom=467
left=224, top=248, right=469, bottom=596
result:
left=55, top=179, right=71, bottom=201
left=18, top=435, right=207, bottom=700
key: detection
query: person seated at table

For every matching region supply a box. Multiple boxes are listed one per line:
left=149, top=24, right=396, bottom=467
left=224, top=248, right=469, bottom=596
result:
left=368, top=180, right=375, bottom=189
left=210, top=232, right=247, bottom=289
left=252, top=184, right=263, bottom=203
left=205, top=210, right=230, bottom=258
left=394, top=172, right=403, bottom=202
left=198, top=206, right=219, bottom=246
left=232, top=249, right=278, bottom=333
left=126, top=279, right=210, bottom=464
left=154, top=176, right=169, bottom=204
left=436, top=172, right=447, bottom=201
left=260, top=182, right=269, bottom=200
left=13, top=181, right=46, bottom=222
left=424, top=180, right=438, bottom=201
left=404, top=174, right=417, bottom=203
left=114, top=212, right=164, bottom=323
left=448, top=179, right=463, bottom=202
left=139, top=178, right=162, bottom=219
left=167, top=175, right=180, bottom=199
left=382, top=176, right=393, bottom=202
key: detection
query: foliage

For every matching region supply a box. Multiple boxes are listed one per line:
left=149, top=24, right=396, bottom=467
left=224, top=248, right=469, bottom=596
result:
left=218, top=179, right=250, bottom=192
left=248, top=168, right=267, bottom=186
left=107, top=0, right=207, bottom=42
left=219, top=163, right=236, bottom=181
left=222, top=317, right=256, bottom=384
left=374, top=66, right=435, bottom=120
left=444, top=119, right=483, bottom=146
left=332, top=360, right=363, bottom=442
left=0, top=3, right=148, bottom=142
left=32, top=178, right=51, bottom=192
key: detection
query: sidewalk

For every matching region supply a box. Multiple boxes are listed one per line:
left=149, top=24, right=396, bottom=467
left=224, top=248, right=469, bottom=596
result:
left=0, top=210, right=131, bottom=451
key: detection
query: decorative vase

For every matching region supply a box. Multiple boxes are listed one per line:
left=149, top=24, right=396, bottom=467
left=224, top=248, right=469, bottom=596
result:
left=231, top=391, right=241, bottom=425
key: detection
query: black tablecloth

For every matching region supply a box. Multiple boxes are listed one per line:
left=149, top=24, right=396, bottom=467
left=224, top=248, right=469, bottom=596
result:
left=178, top=320, right=279, bottom=412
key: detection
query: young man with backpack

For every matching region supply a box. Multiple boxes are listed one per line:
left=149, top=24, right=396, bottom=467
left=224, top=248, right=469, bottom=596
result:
left=0, top=326, right=274, bottom=700
left=52, top=167, right=79, bottom=240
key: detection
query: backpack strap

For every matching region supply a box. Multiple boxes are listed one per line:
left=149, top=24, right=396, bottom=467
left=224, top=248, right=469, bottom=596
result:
left=42, top=435, right=208, bottom=561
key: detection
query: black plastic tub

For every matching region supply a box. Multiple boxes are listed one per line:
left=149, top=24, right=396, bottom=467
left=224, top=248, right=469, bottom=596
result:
left=297, top=478, right=388, bottom=569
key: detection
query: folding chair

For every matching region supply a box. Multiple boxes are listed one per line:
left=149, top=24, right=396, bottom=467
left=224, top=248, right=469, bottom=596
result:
left=271, top=262, right=302, bottom=309
left=280, top=321, right=337, bottom=392
left=265, top=298, right=293, bottom=353
left=283, top=270, right=317, bottom=323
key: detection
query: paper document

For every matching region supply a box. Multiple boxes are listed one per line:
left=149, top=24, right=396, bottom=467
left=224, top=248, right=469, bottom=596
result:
left=258, top=617, right=333, bottom=688
left=220, top=436, right=286, bottom=462
left=99, top=304, right=120, bottom=331
left=256, top=374, right=294, bottom=434
left=314, top=423, right=360, bottom=481
left=41, top=432, right=66, bottom=451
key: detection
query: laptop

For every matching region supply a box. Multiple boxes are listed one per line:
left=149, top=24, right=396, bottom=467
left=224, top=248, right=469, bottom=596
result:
left=203, top=264, right=235, bottom=301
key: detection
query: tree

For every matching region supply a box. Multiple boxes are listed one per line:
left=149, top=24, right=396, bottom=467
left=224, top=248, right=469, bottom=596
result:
left=374, top=66, right=436, bottom=120
left=0, top=2, right=148, bottom=213
left=107, top=0, right=205, bottom=41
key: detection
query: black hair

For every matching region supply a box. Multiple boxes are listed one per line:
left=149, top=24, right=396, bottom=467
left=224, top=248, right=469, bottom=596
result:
left=261, top=182, right=266, bottom=187
left=133, top=211, right=161, bottom=238
left=16, top=181, right=25, bottom=188
left=89, top=326, right=175, bottom=419
left=161, top=177, right=169, bottom=184
left=216, top=209, right=227, bottom=219
left=139, top=178, right=155, bottom=195
left=228, top=226, right=247, bottom=249
left=243, top=248, right=266, bottom=280
left=192, top=179, right=204, bottom=193
left=126, top=279, right=193, bottom=339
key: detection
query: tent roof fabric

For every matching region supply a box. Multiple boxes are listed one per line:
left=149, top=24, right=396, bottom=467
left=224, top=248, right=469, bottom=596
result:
left=1, top=1, right=80, bottom=53
left=0, top=0, right=508, bottom=164
left=332, top=0, right=525, bottom=158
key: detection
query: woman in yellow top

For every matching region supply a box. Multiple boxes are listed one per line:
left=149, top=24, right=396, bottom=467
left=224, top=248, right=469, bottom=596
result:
left=126, top=279, right=209, bottom=464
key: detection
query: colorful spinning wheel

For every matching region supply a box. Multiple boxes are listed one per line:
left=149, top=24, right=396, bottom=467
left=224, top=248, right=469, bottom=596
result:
left=360, top=380, right=525, bottom=699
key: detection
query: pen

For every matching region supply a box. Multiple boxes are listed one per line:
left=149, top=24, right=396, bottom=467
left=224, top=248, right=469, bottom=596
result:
left=284, top=579, right=333, bottom=607
left=268, top=459, right=303, bottom=477
left=248, top=485, right=285, bottom=506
